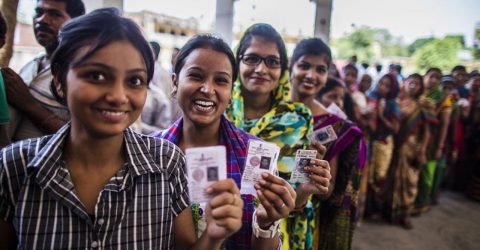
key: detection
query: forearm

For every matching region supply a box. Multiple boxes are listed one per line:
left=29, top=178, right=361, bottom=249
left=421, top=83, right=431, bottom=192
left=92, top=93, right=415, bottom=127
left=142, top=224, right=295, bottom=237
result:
left=294, top=188, right=310, bottom=209
left=420, top=124, right=430, bottom=154
left=22, top=102, right=65, bottom=134
left=437, top=112, right=451, bottom=151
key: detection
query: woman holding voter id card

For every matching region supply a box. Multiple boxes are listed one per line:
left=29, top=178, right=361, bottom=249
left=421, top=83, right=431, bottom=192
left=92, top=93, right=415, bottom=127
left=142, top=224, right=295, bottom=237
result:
left=226, top=24, right=332, bottom=250
left=0, top=9, right=206, bottom=249
left=290, top=38, right=366, bottom=250
left=153, top=34, right=297, bottom=249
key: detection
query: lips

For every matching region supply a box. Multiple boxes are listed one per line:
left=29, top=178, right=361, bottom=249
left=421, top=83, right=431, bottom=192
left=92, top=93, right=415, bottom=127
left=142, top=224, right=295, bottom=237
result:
left=249, top=76, right=269, bottom=84
left=97, top=108, right=128, bottom=122
left=34, top=24, right=55, bottom=36
left=193, top=99, right=215, bottom=113
left=301, top=81, right=316, bottom=88
left=300, top=77, right=318, bottom=89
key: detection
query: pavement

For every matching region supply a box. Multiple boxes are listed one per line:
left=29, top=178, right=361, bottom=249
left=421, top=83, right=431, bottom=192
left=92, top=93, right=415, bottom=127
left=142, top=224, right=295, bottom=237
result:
left=353, top=191, right=480, bottom=250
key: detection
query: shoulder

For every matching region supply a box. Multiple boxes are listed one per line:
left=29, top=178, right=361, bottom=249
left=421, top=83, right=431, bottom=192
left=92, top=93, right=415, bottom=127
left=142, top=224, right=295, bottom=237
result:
left=133, top=132, right=185, bottom=174
left=0, top=136, right=51, bottom=185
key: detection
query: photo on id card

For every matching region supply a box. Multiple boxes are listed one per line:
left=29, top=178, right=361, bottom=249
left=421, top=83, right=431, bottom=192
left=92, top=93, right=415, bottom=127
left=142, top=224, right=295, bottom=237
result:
left=185, top=145, right=227, bottom=204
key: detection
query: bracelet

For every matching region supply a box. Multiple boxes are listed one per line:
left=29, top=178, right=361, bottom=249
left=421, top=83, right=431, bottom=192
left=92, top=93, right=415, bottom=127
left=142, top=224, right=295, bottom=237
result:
left=252, top=210, right=280, bottom=238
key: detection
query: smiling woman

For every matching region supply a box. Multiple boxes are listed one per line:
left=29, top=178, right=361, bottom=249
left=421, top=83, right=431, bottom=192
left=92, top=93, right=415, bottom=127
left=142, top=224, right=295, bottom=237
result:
left=226, top=24, right=333, bottom=250
left=153, top=34, right=298, bottom=250
left=0, top=8, right=201, bottom=249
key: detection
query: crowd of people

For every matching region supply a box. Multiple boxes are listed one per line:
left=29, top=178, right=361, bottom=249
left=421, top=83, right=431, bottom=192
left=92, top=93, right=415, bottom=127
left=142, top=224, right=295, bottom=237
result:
left=0, top=0, right=478, bottom=249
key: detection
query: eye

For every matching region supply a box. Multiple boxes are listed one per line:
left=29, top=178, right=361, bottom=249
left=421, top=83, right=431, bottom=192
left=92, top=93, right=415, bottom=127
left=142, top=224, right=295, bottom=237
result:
left=316, top=66, right=327, bottom=74
left=128, top=76, right=145, bottom=87
left=265, top=57, right=281, bottom=68
left=188, top=72, right=203, bottom=81
left=297, top=62, right=309, bottom=70
left=215, top=76, right=231, bottom=85
left=88, top=71, right=106, bottom=82
left=242, top=55, right=260, bottom=65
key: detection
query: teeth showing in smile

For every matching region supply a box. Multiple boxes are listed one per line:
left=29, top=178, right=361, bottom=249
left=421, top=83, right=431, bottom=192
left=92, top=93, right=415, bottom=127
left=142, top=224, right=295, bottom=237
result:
left=194, top=100, right=214, bottom=107
left=302, top=81, right=316, bottom=88
left=101, top=110, right=125, bottom=116
left=194, top=100, right=215, bottom=112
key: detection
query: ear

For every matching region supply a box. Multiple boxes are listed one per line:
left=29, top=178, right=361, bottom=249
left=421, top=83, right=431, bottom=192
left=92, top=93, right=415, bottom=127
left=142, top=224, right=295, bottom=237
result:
left=53, top=74, right=65, bottom=98
left=171, top=73, right=178, bottom=98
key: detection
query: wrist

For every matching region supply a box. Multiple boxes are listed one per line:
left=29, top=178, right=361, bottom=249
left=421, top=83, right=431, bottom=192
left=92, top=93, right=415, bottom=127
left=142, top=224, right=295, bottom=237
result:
left=252, top=210, right=280, bottom=238
left=201, top=233, right=224, bottom=249
left=256, top=216, right=274, bottom=230
left=294, top=189, right=309, bottom=207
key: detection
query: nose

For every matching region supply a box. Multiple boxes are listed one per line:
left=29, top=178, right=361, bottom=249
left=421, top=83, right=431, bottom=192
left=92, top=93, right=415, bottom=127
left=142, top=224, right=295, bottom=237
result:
left=254, top=60, right=268, bottom=74
left=200, top=79, right=215, bottom=95
left=306, top=68, right=316, bottom=78
left=105, top=81, right=128, bottom=105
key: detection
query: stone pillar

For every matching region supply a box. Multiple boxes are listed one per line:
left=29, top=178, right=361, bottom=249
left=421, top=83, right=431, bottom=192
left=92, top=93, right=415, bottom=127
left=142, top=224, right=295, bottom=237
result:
left=311, top=0, right=332, bottom=43
left=215, top=0, right=236, bottom=45
left=83, top=0, right=123, bottom=14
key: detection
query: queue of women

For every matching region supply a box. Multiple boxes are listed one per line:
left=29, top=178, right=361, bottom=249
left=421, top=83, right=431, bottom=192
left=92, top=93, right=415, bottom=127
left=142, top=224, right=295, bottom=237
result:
left=1, top=7, right=478, bottom=250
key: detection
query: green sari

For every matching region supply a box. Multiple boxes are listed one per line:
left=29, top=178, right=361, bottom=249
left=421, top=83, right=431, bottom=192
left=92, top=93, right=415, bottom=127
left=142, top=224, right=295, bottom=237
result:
left=415, top=87, right=452, bottom=210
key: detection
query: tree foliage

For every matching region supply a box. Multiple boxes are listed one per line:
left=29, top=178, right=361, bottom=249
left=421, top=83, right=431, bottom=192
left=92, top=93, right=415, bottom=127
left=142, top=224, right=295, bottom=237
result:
left=413, top=37, right=462, bottom=73
left=408, top=37, right=435, bottom=55
left=332, top=26, right=407, bottom=63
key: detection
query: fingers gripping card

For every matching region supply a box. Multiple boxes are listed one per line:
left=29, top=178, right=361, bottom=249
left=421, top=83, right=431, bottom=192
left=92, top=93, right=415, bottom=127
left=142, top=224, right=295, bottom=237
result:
left=185, top=146, right=227, bottom=204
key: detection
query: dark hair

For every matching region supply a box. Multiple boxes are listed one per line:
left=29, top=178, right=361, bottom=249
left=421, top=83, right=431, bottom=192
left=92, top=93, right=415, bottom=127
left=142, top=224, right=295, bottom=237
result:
left=174, top=34, right=237, bottom=83
left=51, top=8, right=155, bottom=104
left=236, top=23, right=288, bottom=77
left=425, top=67, right=442, bottom=76
left=343, top=92, right=356, bottom=123
left=0, top=11, right=6, bottom=39
left=289, top=37, right=332, bottom=72
left=407, top=73, right=424, bottom=99
left=451, top=65, right=466, bottom=73
left=342, top=63, right=358, bottom=75
left=149, top=41, right=160, bottom=59
left=317, top=77, right=345, bottom=99
left=38, top=0, right=86, bottom=18
left=377, top=73, right=399, bottom=99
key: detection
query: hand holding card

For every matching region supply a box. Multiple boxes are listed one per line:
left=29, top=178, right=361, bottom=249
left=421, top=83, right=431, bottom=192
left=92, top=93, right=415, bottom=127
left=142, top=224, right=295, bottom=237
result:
left=297, top=158, right=331, bottom=196
left=204, top=179, right=243, bottom=241
left=254, top=172, right=296, bottom=228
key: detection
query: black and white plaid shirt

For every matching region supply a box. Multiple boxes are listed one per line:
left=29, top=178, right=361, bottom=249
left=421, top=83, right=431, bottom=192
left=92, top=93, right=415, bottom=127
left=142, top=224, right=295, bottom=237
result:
left=0, top=124, right=189, bottom=249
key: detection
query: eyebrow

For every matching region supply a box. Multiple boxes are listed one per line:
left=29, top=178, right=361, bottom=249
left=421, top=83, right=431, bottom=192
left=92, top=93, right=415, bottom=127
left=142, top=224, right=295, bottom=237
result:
left=35, top=7, right=64, bottom=14
left=74, top=62, right=147, bottom=74
left=187, top=66, right=232, bottom=78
